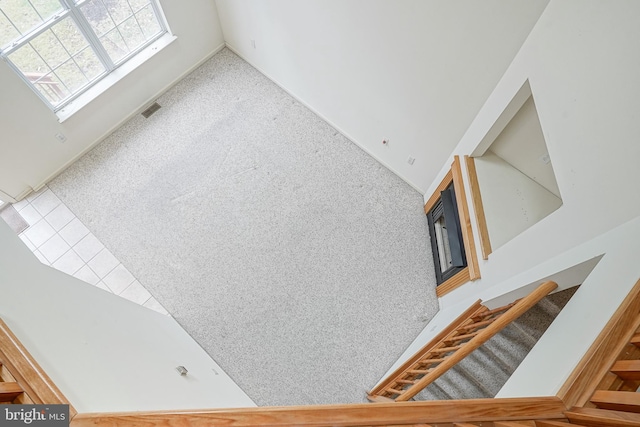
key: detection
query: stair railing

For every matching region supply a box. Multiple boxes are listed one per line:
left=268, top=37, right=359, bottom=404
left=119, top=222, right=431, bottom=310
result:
left=558, top=277, right=640, bottom=427
left=368, top=280, right=558, bottom=402
left=5, top=278, right=640, bottom=427
left=70, top=396, right=566, bottom=427
left=0, top=318, right=76, bottom=415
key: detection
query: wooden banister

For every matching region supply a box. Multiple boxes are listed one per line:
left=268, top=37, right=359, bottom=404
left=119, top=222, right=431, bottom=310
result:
left=0, top=319, right=76, bottom=415
left=70, top=397, right=567, bottom=427
left=396, top=281, right=557, bottom=401
left=0, top=381, right=23, bottom=402
left=557, top=278, right=640, bottom=408
left=590, top=390, right=640, bottom=413
left=369, top=281, right=557, bottom=402
left=565, top=407, right=640, bottom=427
left=368, top=300, right=484, bottom=398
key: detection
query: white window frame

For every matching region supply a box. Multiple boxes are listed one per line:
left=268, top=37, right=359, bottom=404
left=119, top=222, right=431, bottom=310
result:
left=0, top=0, right=167, bottom=112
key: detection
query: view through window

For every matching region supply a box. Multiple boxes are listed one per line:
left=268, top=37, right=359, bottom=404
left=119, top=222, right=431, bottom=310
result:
left=0, top=0, right=166, bottom=110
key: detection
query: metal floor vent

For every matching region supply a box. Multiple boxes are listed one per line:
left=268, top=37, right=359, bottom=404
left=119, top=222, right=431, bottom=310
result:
left=141, top=102, right=161, bottom=118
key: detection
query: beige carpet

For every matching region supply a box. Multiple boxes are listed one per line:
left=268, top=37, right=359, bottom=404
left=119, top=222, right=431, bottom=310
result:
left=49, top=48, right=439, bottom=406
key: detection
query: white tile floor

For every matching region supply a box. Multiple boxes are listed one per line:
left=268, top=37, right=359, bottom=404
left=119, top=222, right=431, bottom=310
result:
left=10, top=186, right=169, bottom=316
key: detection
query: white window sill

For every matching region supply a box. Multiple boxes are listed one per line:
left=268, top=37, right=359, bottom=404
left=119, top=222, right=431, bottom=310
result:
left=56, top=33, right=177, bottom=123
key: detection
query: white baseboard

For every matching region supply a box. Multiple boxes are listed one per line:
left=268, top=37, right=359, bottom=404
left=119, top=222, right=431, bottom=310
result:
left=29, top=40, right=424, bottom=200
left=224, top=43, right=425, bottom=195
left=30, top=42, right=228, bottom=200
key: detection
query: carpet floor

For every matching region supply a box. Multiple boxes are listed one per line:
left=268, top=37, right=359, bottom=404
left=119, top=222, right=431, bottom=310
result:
left=49, top=48, right=439, bottom=406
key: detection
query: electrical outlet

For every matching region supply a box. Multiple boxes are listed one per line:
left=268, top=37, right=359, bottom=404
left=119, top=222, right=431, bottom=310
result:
left=539, top=153, right=551, bottom=165
left=55, top=133, right=66, bottom=142
left=407, top=156, right=416, bottom=165
left=250, top=39, right=256, bottom=49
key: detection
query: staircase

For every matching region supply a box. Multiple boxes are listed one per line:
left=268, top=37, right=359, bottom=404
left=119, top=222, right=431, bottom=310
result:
left=0, top=370, right=25, bottom=403
left=0, top=319, right=75, bottom=411
left=417, top=285, right=579, bottom=400
left=2, top=278, right=639, bottom=427
left=368, top=281, right=575, bottom=402
left=446, top=323, right=640, bottom=427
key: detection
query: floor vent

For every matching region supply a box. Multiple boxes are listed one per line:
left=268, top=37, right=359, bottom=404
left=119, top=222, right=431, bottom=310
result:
left=141, top=102, right=161, bottom=118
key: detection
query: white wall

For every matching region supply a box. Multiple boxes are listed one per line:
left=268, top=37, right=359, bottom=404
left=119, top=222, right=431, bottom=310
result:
left=214, top=0, right=550, bottom=193
left=431, top=0, right=640, bottom=303
left=401, top=0, right=640, bottom=397
left=474, top=152, right=562, bottom=250
left=0, top=0, right=225, bottom=201
left=488, top=97, right=560, bottom=198
left=494, top=217, right=640, bottom=397
left=0, top=220, right=255, bottom=413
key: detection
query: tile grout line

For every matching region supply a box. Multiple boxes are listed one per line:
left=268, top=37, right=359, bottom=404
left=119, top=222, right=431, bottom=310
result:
left=10, top=186, right=170, bottom=316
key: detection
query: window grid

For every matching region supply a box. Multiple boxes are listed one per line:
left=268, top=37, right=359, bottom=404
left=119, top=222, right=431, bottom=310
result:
left=26, top=0, right=46, bottom=22
left=0, top=10, right=21, bottom=43
left=29, top=44, right=74, bottom=101
left=0, top=0, right=166, bottom=111
left=49, top=28, right=91, bottom=82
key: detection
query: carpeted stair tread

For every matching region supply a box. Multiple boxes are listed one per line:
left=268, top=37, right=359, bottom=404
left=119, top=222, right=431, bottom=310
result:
left=455, top=347, right=511, bottom=395
left=414, top=286, right=579, bottom=401
left=417, top=365, right=491, bottom=400
left=418, top=381, right=454, bottom=400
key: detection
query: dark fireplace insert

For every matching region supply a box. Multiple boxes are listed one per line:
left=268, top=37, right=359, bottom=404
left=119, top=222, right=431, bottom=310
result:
left=426, top=182, right=467, bottom=286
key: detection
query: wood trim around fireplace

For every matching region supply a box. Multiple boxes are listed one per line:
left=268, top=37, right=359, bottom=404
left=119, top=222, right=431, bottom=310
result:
left=426, top=156, right=480, bottom=297
left=451, top=156, right=480, bottom=281
left=424, top=170, right=453, bottom=213
left=465, top=155, right=492, bottom=260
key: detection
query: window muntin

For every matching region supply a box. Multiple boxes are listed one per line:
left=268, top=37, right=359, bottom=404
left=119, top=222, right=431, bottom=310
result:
left=0, top=0, right=166, bottom=111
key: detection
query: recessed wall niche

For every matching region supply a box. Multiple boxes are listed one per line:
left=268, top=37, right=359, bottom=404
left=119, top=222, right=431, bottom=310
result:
left=467, top=81, right=562, bottom=257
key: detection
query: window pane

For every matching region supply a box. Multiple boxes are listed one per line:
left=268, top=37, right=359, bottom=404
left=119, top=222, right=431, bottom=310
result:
left=8, top=17, right=104, bottom=106
left=128, top=0, right=149, bottom=12
left=23, top=18, right=104, bottom=80
left=51, top=15, right=89, bottom=55
left=55, top=58, right=88, bottom=92
left=74, top=46, right=104, bottom=80
left=82, top=0, right=161, bottom=64
left=100, top=27, right=127, bottom=62
left=0, top=11, right=21, bottom=49
left=8, top=42, right=50, bottom=75
left=7, top=42, right=72, bottom=104
left=81, top=0, right=114, bottom=37
left=32, top=71, right=70, bottom=104
left=118, top=15, right=144, bottom=48
left=29, top=0, right=64, bottom=21
left=0, top=0, right=62, bottom=35
left=3, top=0, right=165, bottom=109
left=103, top=0, right=132, bottom=24
left=135, top=4, right=160, bottom=39
left=30, top=28, right=69, bottom=69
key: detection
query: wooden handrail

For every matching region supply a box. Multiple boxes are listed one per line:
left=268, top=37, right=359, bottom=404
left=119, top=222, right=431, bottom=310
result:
left=70, top=396, right=566, bottom=427
left=396, top=281, right=557, bottom=401
left=378, top=281, right=558, bottom=402
left=368, top=299, right=484, bottom=398
left=2, top=271, right=639, bottom=427
left=0, top=319, right=76, bottom=416
left=557, top=278, right=640, bottom=408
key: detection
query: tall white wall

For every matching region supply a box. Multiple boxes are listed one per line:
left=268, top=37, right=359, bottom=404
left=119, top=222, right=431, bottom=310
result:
left=488, top=97, right=561, bottom=198
left=433, top=0, right=640, bottom=304
left=0, top=0, right=225, bottom=201
left=214, top=0, right=550, bottom=193
left=474, top=152, right=562, bottom=250
left=0, top=220, right=255, bottom=413
left=406, top=0, right=640, bottom=397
